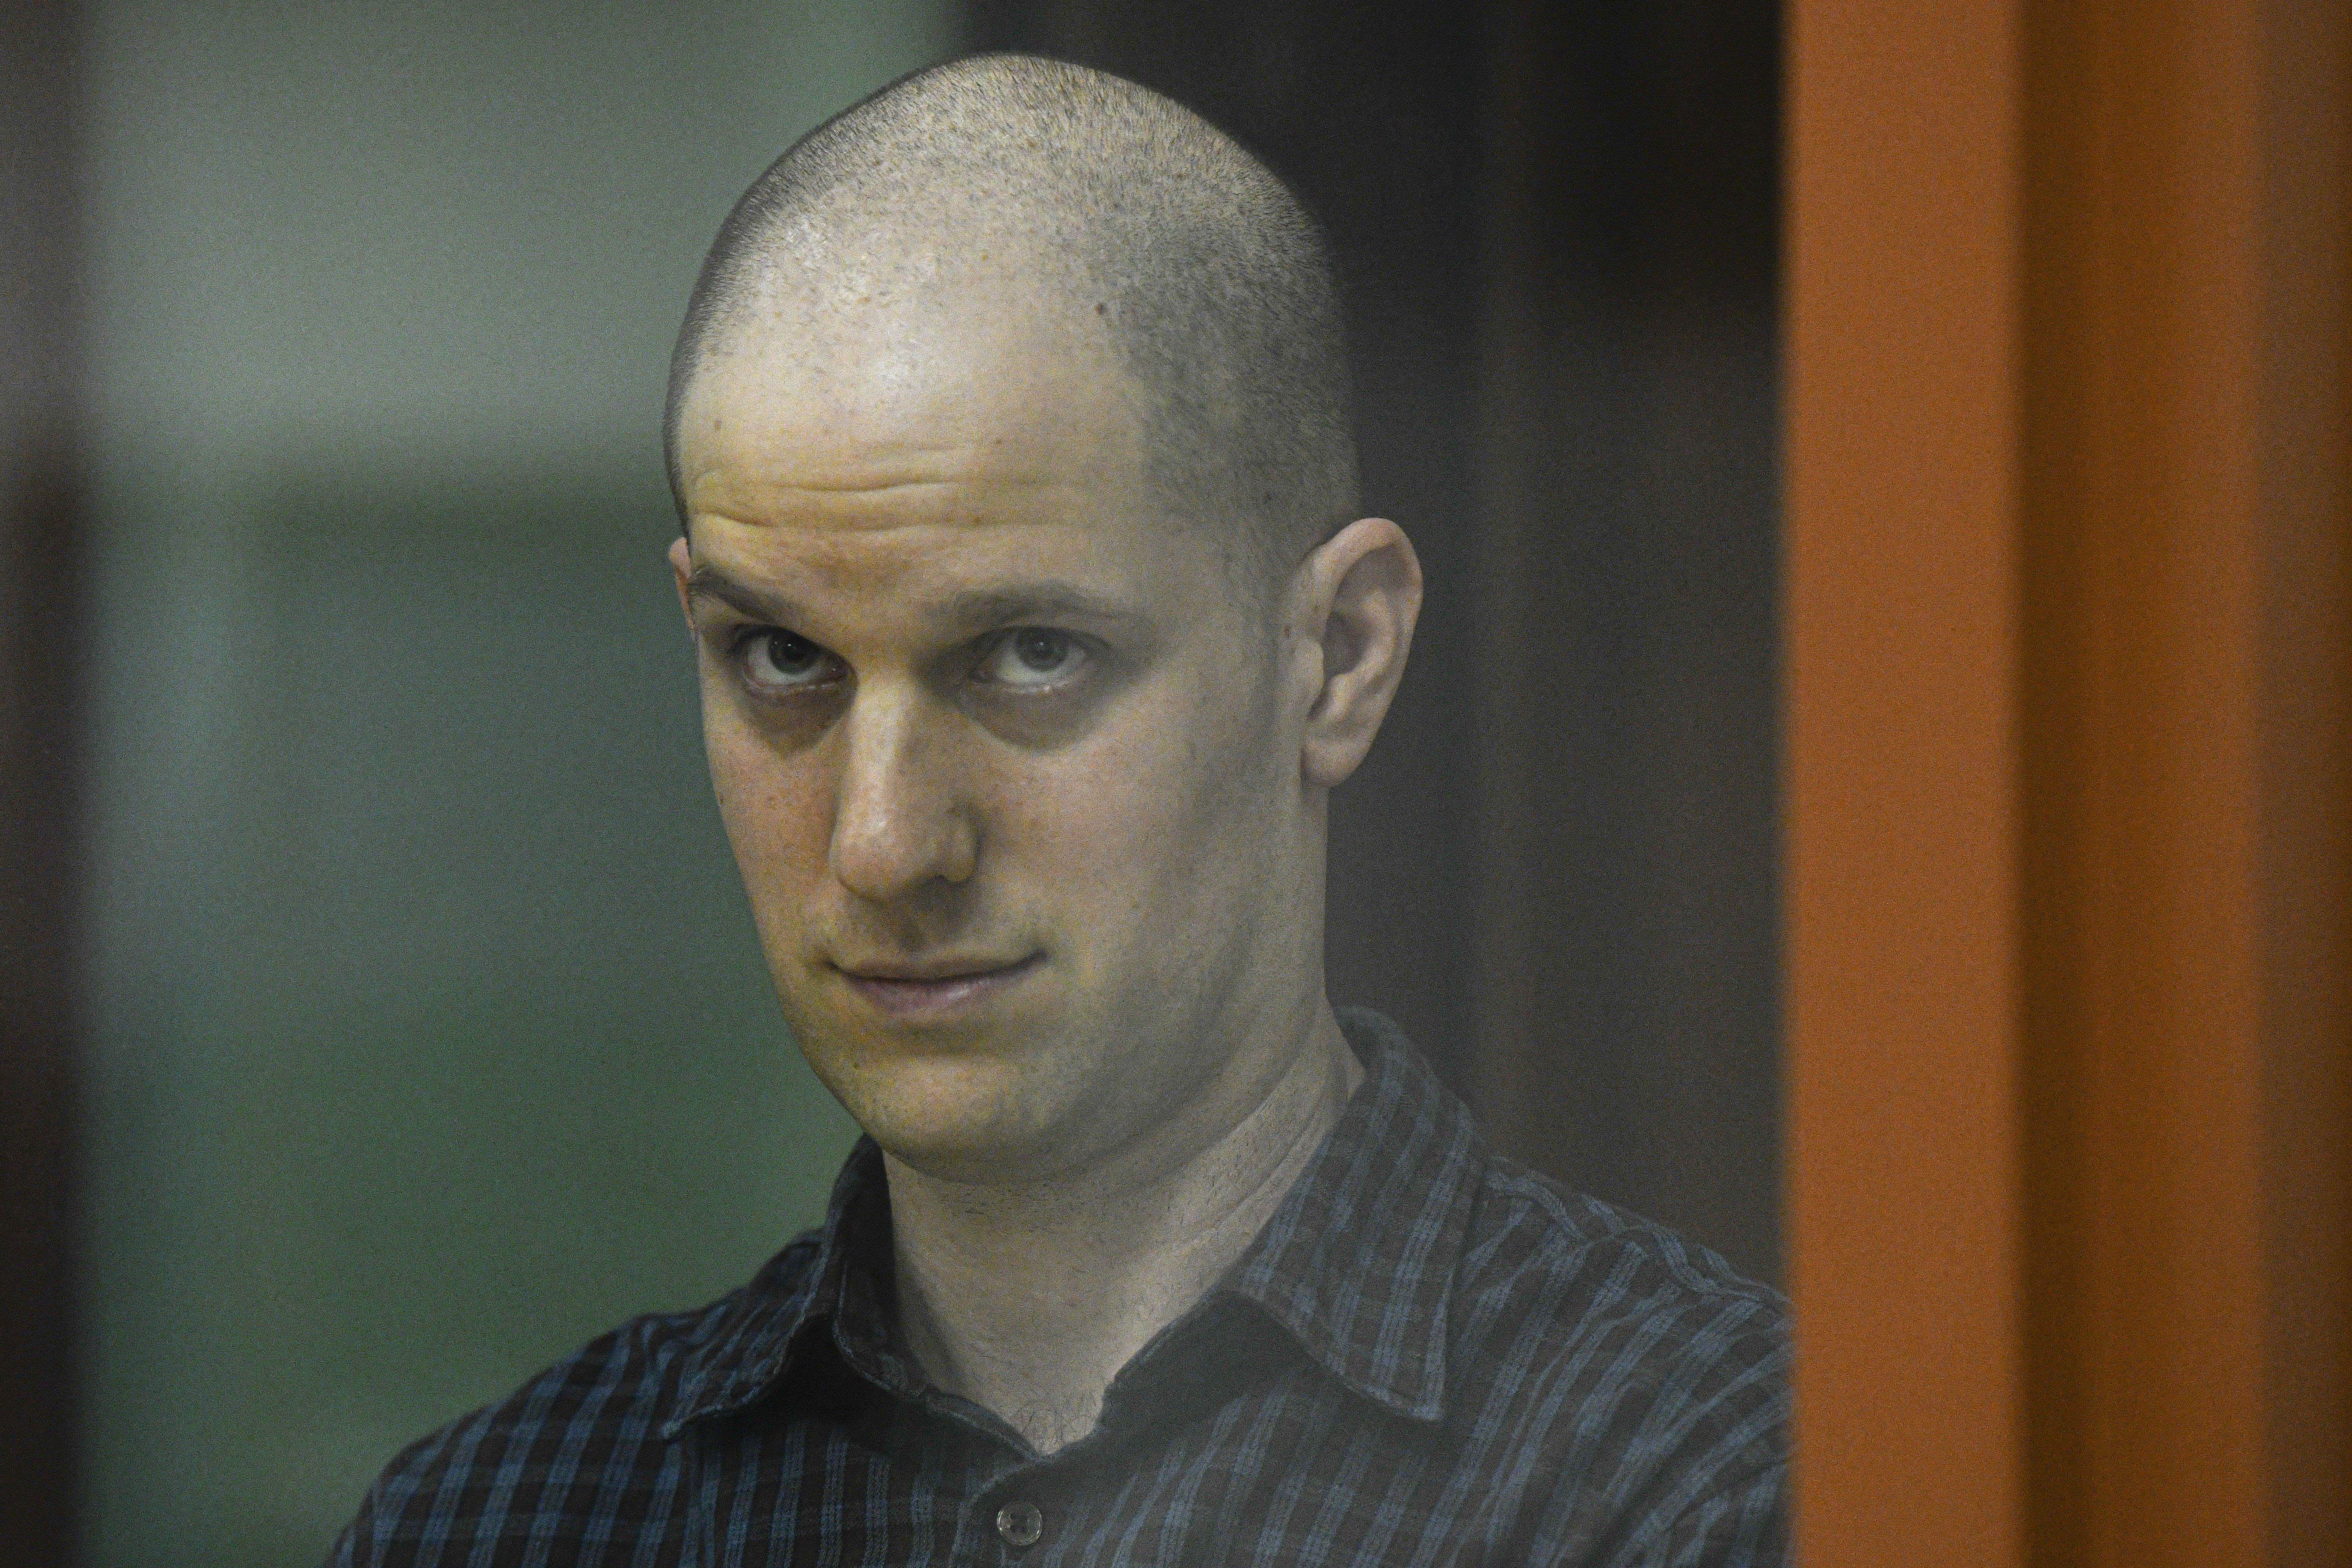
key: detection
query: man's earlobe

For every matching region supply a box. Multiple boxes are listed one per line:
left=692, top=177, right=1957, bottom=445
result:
left=1298, top=518, right=1423, bottom=788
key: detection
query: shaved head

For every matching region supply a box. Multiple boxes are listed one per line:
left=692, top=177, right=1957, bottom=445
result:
left=665, top=54, right=1360, bottom=581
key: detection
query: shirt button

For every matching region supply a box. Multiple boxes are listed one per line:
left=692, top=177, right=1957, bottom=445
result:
left=995, top=1500, right=1044, bottom=1548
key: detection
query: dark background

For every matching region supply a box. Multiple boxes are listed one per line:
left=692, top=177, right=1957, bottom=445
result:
left=2, top=1, right=1778, bottom=1560
left=968, top=0, right=1782, bottom=1280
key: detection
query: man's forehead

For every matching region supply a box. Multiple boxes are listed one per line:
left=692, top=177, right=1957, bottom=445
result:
left=676, top=280, right=1144, bottom=526
left=687, top=231, right=1115, bottom=403
left=677, top=395, right=1136, bottom=534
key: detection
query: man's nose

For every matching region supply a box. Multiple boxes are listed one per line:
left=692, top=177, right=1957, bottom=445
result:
left=827, top=685, right=978, bottom=902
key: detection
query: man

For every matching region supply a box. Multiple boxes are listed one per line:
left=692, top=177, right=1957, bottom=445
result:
left=331, top=54, right=1787, bottom=1567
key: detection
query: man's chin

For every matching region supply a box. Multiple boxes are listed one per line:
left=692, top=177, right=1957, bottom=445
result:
left=834, top=1080, right=1075, bottom=1185
left=797, top=1020, right=1051, bottom=1150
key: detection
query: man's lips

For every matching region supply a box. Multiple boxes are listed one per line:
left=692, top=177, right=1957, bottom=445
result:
left=833, top=953, right=1042, bottom=1018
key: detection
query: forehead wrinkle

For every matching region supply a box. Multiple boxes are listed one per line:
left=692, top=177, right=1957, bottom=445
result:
left=691, top=463, right=1113, bottom=510
left=686, top=483, right=1085, bottom=541
left=689, top=464, right=1069, bottom=499
left=686, top=431, right=1104, bottom=480
left=690, top=509, right=1128, bottom=591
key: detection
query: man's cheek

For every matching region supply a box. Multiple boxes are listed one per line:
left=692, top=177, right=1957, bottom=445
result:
left=1041, top=760, right=1189, bottom=885
left=712, top=741, right=832, bottom=884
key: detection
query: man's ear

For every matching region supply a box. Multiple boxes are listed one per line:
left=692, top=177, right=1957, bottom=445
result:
left=1291, top=517, right=1423, bottom=788
left=669, top=535, right=695, bottom=633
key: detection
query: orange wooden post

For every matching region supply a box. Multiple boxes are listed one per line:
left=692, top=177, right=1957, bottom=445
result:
left=1786, top=2, right=2350, bottom=1565
left=1785, top=2, right=2031, bottom=1559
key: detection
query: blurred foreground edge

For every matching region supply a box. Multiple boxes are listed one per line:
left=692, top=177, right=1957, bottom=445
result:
left=1787, top=0, right=2352, bottom=1564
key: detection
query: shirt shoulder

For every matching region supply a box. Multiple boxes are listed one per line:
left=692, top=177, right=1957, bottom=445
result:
left=1448, top=1156, right=1790, bottom=1562
left=1460, top=1150, right=1787, bottom=1336
left=325, top=1232, right=826, bottom=1568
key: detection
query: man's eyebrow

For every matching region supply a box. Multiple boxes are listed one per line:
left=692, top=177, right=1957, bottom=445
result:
left=938, top=584, right=1149, bottom=630
left=683, top=566, right=801, bottom=624
left=682, top=567, right=1149, bottom=635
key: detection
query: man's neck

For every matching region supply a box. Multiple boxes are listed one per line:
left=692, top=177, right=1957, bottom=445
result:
left=882, top=1003, right=1363, bottom=1454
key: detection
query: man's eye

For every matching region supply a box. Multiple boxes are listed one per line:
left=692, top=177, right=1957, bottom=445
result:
left=977, top=628, right=1088, bottom=690
left=739, top=630, right=842, bottom=691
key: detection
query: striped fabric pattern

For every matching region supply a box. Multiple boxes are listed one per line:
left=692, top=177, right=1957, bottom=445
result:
left=329, top=1009, right=1789, bottom=1566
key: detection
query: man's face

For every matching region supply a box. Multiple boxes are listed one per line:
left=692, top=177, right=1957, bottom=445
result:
left=671, top=266, right=1322, bottom=1186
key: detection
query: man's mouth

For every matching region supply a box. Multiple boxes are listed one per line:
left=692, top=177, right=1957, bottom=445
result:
left=833, top=952, right=1043, bottom=1019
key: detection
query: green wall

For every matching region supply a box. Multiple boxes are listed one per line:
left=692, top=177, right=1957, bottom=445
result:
left=77, top=5, right=960, bottom=1562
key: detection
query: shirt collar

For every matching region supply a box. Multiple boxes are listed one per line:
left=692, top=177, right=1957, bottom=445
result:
left=659, top=1006, right=1480, bottom=1437
left=1215, top=1007, right=1480, bottom=1422
left=657, top=1143, right=892, bottom=1439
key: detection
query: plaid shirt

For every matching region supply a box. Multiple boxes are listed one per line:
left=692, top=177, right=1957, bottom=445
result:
left=329, top=1009, right=1789, bottom=1566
